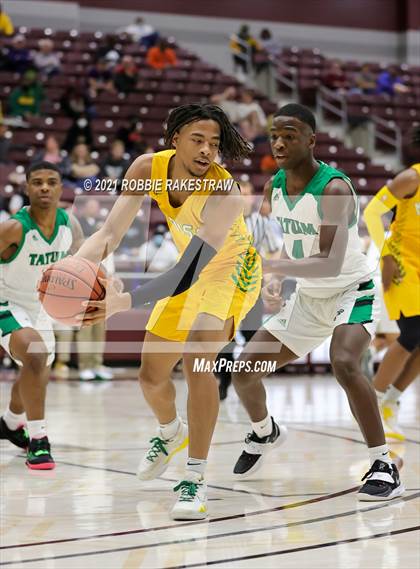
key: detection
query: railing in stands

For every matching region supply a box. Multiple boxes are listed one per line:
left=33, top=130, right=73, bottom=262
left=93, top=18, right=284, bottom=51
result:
left=275, top=61, right=298, bottom=100
left=372, top=115, right=402, bottom=164
left=316, top=86, right=402, bottom=161
left=316, top=86, right=347, bottom=131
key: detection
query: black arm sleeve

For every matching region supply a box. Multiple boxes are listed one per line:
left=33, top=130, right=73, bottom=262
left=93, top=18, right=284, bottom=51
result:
left=131, top=235, right=217, bottom=306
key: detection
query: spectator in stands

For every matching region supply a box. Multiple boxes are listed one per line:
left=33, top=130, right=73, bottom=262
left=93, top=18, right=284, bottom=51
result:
left=69, top=143, right=99, bottom=187
left=6, top=35, right=33, bottom=74
left=230, top=24, right=260, bottom=76
left=260, top=152, right=277, bottom=175
left=96, top=34, right=121, bottom=67
left=352, top=63, right=377, bottom=95
left=113, top=55, right=139, bottom=93
left=210, top=87, right=267, bottom=142
left=0, top=122, right=10, bottom=163
left=146, top=39, right=177, bottom=70
left=60, top=86, right=94, bottom=120
left=87, top=59, right=115, bottom=98
left=138, top=224, right=178, bottom=273
left=116, top=116, right=148, bottom=156
left=322, top=60, right=348, bottom=92
left=64, top=115, right=93, bottom=152
left=100, top=139, right=129, bottom=190
left=0, top=3, right=13, bottom=37
left=118, top=16, right=159, bottom=48
left=32, top=39, right=61, bottom=78
left=376, top=66, right=410, bottom=96
left=33, top=135, right=71, bottom=178
left=8, top=70, right=44, bottom=117
left=118, top=210, right=147, bottom=253
left=258, top=28, right=281, bottom=58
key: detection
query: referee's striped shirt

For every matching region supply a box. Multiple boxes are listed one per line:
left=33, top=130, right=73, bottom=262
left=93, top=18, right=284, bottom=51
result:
left=245, top=212, right=282, bottom=255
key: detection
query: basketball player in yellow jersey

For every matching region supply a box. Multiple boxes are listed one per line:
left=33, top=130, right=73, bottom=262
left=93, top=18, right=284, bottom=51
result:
left=75, top=104, right=262, bottom=520
left=364, top=129, right=420, bottom=440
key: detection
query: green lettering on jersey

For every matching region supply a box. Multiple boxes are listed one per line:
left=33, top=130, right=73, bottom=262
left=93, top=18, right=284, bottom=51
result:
left=276, top=217, right=318, bottom=236
left=29, top=251, right=68, bottom=266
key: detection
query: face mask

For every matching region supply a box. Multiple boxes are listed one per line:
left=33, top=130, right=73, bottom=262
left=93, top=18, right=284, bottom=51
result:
left=153, top=234, right=164, bottom=247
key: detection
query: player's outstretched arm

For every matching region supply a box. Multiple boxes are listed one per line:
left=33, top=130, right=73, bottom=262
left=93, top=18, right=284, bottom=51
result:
left=363, top=167, right=419, bottom=252
left=264, top=179, right=353, bottom=278
left=78, top=190, right=244, bottom=325
left=75, top=154, right=152, bottom=263
left=0, top=220, right=23, bottom=260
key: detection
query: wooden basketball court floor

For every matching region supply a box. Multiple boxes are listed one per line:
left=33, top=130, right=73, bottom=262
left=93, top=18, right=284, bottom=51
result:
left=0, top=374, right=419, bottom=568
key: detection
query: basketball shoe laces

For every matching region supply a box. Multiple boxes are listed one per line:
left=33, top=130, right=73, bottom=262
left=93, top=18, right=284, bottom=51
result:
left=146, top=437, right=168, bottom=463
left=173, top=480, right=199, bottom=502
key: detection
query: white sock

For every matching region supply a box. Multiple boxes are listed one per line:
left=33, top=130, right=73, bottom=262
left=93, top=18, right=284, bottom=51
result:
left=27, top=420, right=47, bottom=440
left=186, top=457, right=207, bottom=478
left=251, top=414, right=273, bottom=438
left=368, top=443, right=392, bottom=466
left=159, top=416, right=181, bottom=441
left=3, top=406, right=26, bottom=431
left=383, top=385, right=402, bottom=404
left=375, top=389, right=386, bottom=403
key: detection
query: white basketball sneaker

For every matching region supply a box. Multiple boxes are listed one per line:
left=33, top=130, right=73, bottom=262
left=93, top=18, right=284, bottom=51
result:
left=381, top=401, right=405, bottom=441
left=171, top=471, right=208, bottom=520
left=137, top=421, right=188, bottom=481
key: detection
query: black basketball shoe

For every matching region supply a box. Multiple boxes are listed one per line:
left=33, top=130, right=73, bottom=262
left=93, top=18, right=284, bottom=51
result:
left=26, top=437, right=55, bottom=470
left=357, top=460, right=404, bottom=501
left=0, top=417, right=29, bottom=449
left=233, top=418, right=288, bottom=478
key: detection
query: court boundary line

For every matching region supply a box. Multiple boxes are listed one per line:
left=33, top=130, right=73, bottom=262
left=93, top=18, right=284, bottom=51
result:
left=1, top=493, right=418, bottom=566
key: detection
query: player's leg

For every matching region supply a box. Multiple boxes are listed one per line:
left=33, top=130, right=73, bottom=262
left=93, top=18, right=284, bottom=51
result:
left=136, top=331, right=187, bottom=480
left=379, top=315, right=420, bottom=440
left=231, top=328, right=296, bottom=477
left=171, top=314, right=233, bottom=520
left=330, top=324, right=404, bottom=500
left=8, top=327, right=54, bottom=469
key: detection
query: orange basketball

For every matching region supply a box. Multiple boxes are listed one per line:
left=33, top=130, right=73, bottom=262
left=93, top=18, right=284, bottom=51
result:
left=38, top=257, right=106, bottom=326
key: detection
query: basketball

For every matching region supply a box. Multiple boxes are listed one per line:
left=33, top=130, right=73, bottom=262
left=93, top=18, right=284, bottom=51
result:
left=38, top=257, right=106, bottom=326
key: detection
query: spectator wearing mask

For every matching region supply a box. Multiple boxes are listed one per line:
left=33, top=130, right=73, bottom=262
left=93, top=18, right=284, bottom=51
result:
left=88, top=59, right=115, bottom=98
left=69, top=143, right=99, bottom=187
left=117, top=16, right=159, bottom=48
left=137, top=224, right=178, bottom=273
left=113, top=55, right=139, bottom=93
left=0, top=3, right=13, bottom=37
left=6, top=35, right=33, bottom=74
left=33, top=39, right=61, bottom=78
left=100, top=139, right=130, bottom=191
left=96, top=34, right=121, bottom=68
left=146, top=39, right=177, bottom=70
left=8, top=70, right=44, bottom=117
left=376, top=66, right=410, bottom=96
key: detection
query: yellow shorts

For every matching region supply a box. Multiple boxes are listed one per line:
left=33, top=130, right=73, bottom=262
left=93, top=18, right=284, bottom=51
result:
left=146, top=264, right=261, bottom=343
left=383, top=261, right=420, bottom=319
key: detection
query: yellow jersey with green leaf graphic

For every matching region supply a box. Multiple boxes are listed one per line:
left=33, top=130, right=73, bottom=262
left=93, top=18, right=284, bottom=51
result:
left=150, top=149, right=259, bottom=287
left=382, top=163, right=420, bottom=318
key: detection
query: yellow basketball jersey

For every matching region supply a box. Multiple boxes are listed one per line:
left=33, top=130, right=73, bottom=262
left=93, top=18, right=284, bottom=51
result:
left=383, top=163, right=420, bottom=318
left=149, top=150, right=257, bottom=279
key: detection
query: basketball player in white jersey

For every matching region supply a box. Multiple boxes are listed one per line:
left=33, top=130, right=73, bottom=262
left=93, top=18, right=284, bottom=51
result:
left=231, top=104, right=404, bottom=501
left=0, top=162, right=83, bottom=469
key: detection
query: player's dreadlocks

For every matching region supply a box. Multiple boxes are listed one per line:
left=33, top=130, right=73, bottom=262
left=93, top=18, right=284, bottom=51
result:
left=164, top=103, right=252, bottom=161
left=412, top=125, right=420, bottom=147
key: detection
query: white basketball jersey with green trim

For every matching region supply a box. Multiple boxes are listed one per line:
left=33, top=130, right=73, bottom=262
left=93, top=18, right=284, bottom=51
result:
left=271, top=161, right=373, bottom=298
left=0, top=207, right=72, bottom=312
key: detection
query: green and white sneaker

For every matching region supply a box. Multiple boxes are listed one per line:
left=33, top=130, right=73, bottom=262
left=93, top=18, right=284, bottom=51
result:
left=171, top=471, right=208, bottom=520
left=137, top=421, right=188, bottom=481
